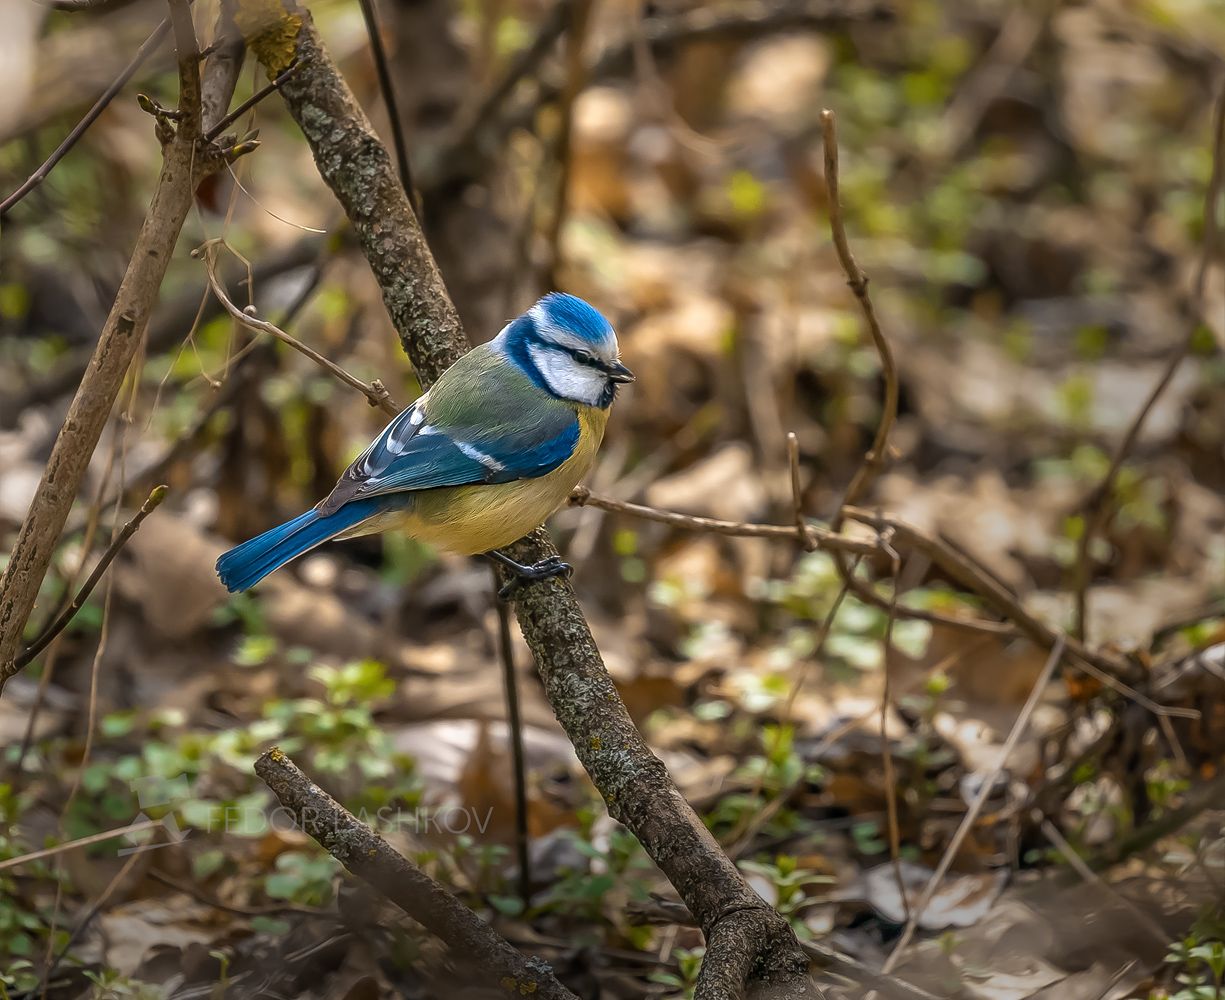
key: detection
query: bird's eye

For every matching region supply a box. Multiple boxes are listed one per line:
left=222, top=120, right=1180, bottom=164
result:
left=574, top=350, right=594, bottom=365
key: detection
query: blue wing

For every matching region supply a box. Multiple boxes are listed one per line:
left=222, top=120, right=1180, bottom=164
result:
left=317, top=394, right=579, bottom=515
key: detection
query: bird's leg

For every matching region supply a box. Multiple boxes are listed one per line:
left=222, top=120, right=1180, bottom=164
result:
left=486, top=549, right=573, bottom=601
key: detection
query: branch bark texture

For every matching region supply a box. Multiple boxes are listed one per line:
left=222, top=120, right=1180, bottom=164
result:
left=0, top=0, right=212, bottom=690
left=238, top=5, right=819, bottom=996
left=255, top=749, right=579, bottom=1000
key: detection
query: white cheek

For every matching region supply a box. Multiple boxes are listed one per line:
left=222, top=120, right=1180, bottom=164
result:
left=529, top=344, right=605, bottom=405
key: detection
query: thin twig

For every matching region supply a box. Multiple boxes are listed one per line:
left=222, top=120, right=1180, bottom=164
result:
left=880, top=550, right=910, bottom=925
left=42, top=850, right=143, bottom=987
left=1080, top=766, right=1225, bottom=872
left=495, top=570, right=532, bottom=905
left=0, top=19, right=172, bottom=216
left=727, top=560, right=858, bottom=857
left=201, top=0, right=244, bottom=135
left=786, top=432, right=813, bottom=548
left=431, top=0, right=889, bottom=190
left=254, top=748, right=579, bottom=1000
left=167, top=0, right=203, bottom=138
left=1071, top=78, right=1225, bottom=640
left=840, top=506, right=1197, bottom=718
left=822, top=107, right=899, bottom=525
left=880, top=639, right=1065, bottom=974
left=446, top=0, right=573, bottom=165
left=198, top=240, right=399, bottom=416
left=568, top=485, right=880, bottom=557
left=1038, top=818, right=1168, bottom=947
left=15, top=486, right=168, bottom=669
left=148, top=869, right=324, bottom=916
left=204, top=62, right=298, bottom=141
left=0, top=820, right=161, bottom=873
left=0, top=0, right=214, bottom=692
left=356, top=0, right=418, bottom=213
left=542, top=0, right=592, bottom=290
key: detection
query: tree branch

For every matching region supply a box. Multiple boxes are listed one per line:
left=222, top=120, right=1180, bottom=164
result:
left=569, top=486, right=879, bottom=556
left=15, top=486, right=168, bottom=669
left=0, top=0, right=227, bottom=692
left=238, top=5, right=821, bottom=996
left=201, top=0, right=245, bottom=135
left=198, top=239, right=399, bottom=415
left=1069, top=78, right=1225, bottom=640
left=427, top=0, right=891, bottom=191
left=0, top=18, right=172, bottom=216
left=821, top=110, right=898, bottom=524
left=255, top=748, right=579, bottom=1000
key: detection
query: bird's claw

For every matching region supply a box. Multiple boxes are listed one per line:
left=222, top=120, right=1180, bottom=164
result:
left=496, top=555, right=573, bottom=601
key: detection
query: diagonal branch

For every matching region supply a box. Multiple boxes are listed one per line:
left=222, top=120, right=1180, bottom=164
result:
left=255, top=748, right=579, bottom=1000
left=1069, top=80, right=1225, bottom=641
left=237, top=5, right=821, bottom=997
left=198, top=240, right=399, bottom=415
left=15, top=486, right=168, bottom=670
left=0, top=0, right=229, bottom=693
left=0, top=18, right=172, bottom=216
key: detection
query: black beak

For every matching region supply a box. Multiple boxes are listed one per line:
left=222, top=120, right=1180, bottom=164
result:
left=607, top=360, right=635, bottom=384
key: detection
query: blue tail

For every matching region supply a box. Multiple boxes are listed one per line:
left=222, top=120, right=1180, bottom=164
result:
left=216, top=498, right=386, bottom=593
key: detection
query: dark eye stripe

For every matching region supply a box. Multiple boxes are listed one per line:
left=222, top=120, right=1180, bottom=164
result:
left=571, top=347, right=612, bottom=369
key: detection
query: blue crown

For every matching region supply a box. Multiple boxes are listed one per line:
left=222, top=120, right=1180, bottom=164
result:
left=535, top=292, right=615, bottom=348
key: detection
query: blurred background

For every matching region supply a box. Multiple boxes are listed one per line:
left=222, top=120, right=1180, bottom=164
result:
left=2, top=0, right=1225, bottom=996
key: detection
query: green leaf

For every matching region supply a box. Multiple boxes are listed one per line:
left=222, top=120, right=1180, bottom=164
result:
left=488, top=895, right=525, bottom=916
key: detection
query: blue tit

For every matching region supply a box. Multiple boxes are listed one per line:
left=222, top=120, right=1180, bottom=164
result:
left=215, top=292, right=634, bottom=593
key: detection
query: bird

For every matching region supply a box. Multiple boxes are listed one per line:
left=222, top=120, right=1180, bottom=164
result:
left=215, top=292, right=634, bottom=595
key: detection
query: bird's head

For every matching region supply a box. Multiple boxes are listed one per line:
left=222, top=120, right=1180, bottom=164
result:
left=497, top=292, right=634, bottom=408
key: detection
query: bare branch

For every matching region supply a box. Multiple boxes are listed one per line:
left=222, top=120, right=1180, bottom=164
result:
left=430, top=0, right=891, bottom=190
left=542, top=0, right=593, bottom=290
left=820, top=108, right=899, bottom=523
left=880, top=639, right=1065, bottom=975
left=495, top=578, right=533, bottom=905
left=0, top=820, right=160, bottom=873
left=167, top=0, right=202, bottom=137
left=204, top=61, right=297, bottom=141
left=0, top=0, right=221, bottom=692
left=1070, top=78, right=1225, bottom=640
left=445, top=0, right=574, bottom=167
left=15, top=486, right=168, bottom=669
left=201, top=0, right=245, bottom=134
left=0, top=20, right=171, bottom=216
left=198, top=240, right=399, bottom=416
left=240, top=5, right=822, bottom=994
left=255, top=749, right=579, bottom=1000
left=840, top=506, right=1196, bottom=717
left=569, top=485, right=880, bottom=556
left=357, top=0, right=418, bottom=213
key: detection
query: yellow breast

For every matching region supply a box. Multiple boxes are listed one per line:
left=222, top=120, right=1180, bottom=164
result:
left=396, top=406, right=608, bottom=555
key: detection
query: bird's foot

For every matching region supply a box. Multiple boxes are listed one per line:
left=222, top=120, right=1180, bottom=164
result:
left=487, top=550, right=573, bottom=601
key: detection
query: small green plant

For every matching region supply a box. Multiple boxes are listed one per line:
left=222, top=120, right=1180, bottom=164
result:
left=80, top=968, right=168, bottom=999
left=738, top=855, right=833, bottom=937
left=1163, top=935, right=1225, bottom=999
left=533, top=825, right=654, bottom=923
left=0, top=784, right=67, bottom=991
left=648, top=946, right=705, bottom=999
left=264, top=850, right=339, bottom=907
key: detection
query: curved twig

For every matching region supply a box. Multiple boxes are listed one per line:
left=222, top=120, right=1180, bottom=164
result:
left=821, top=109, right=899, bottom=525
left=198, top=240, right=399, bottom=416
